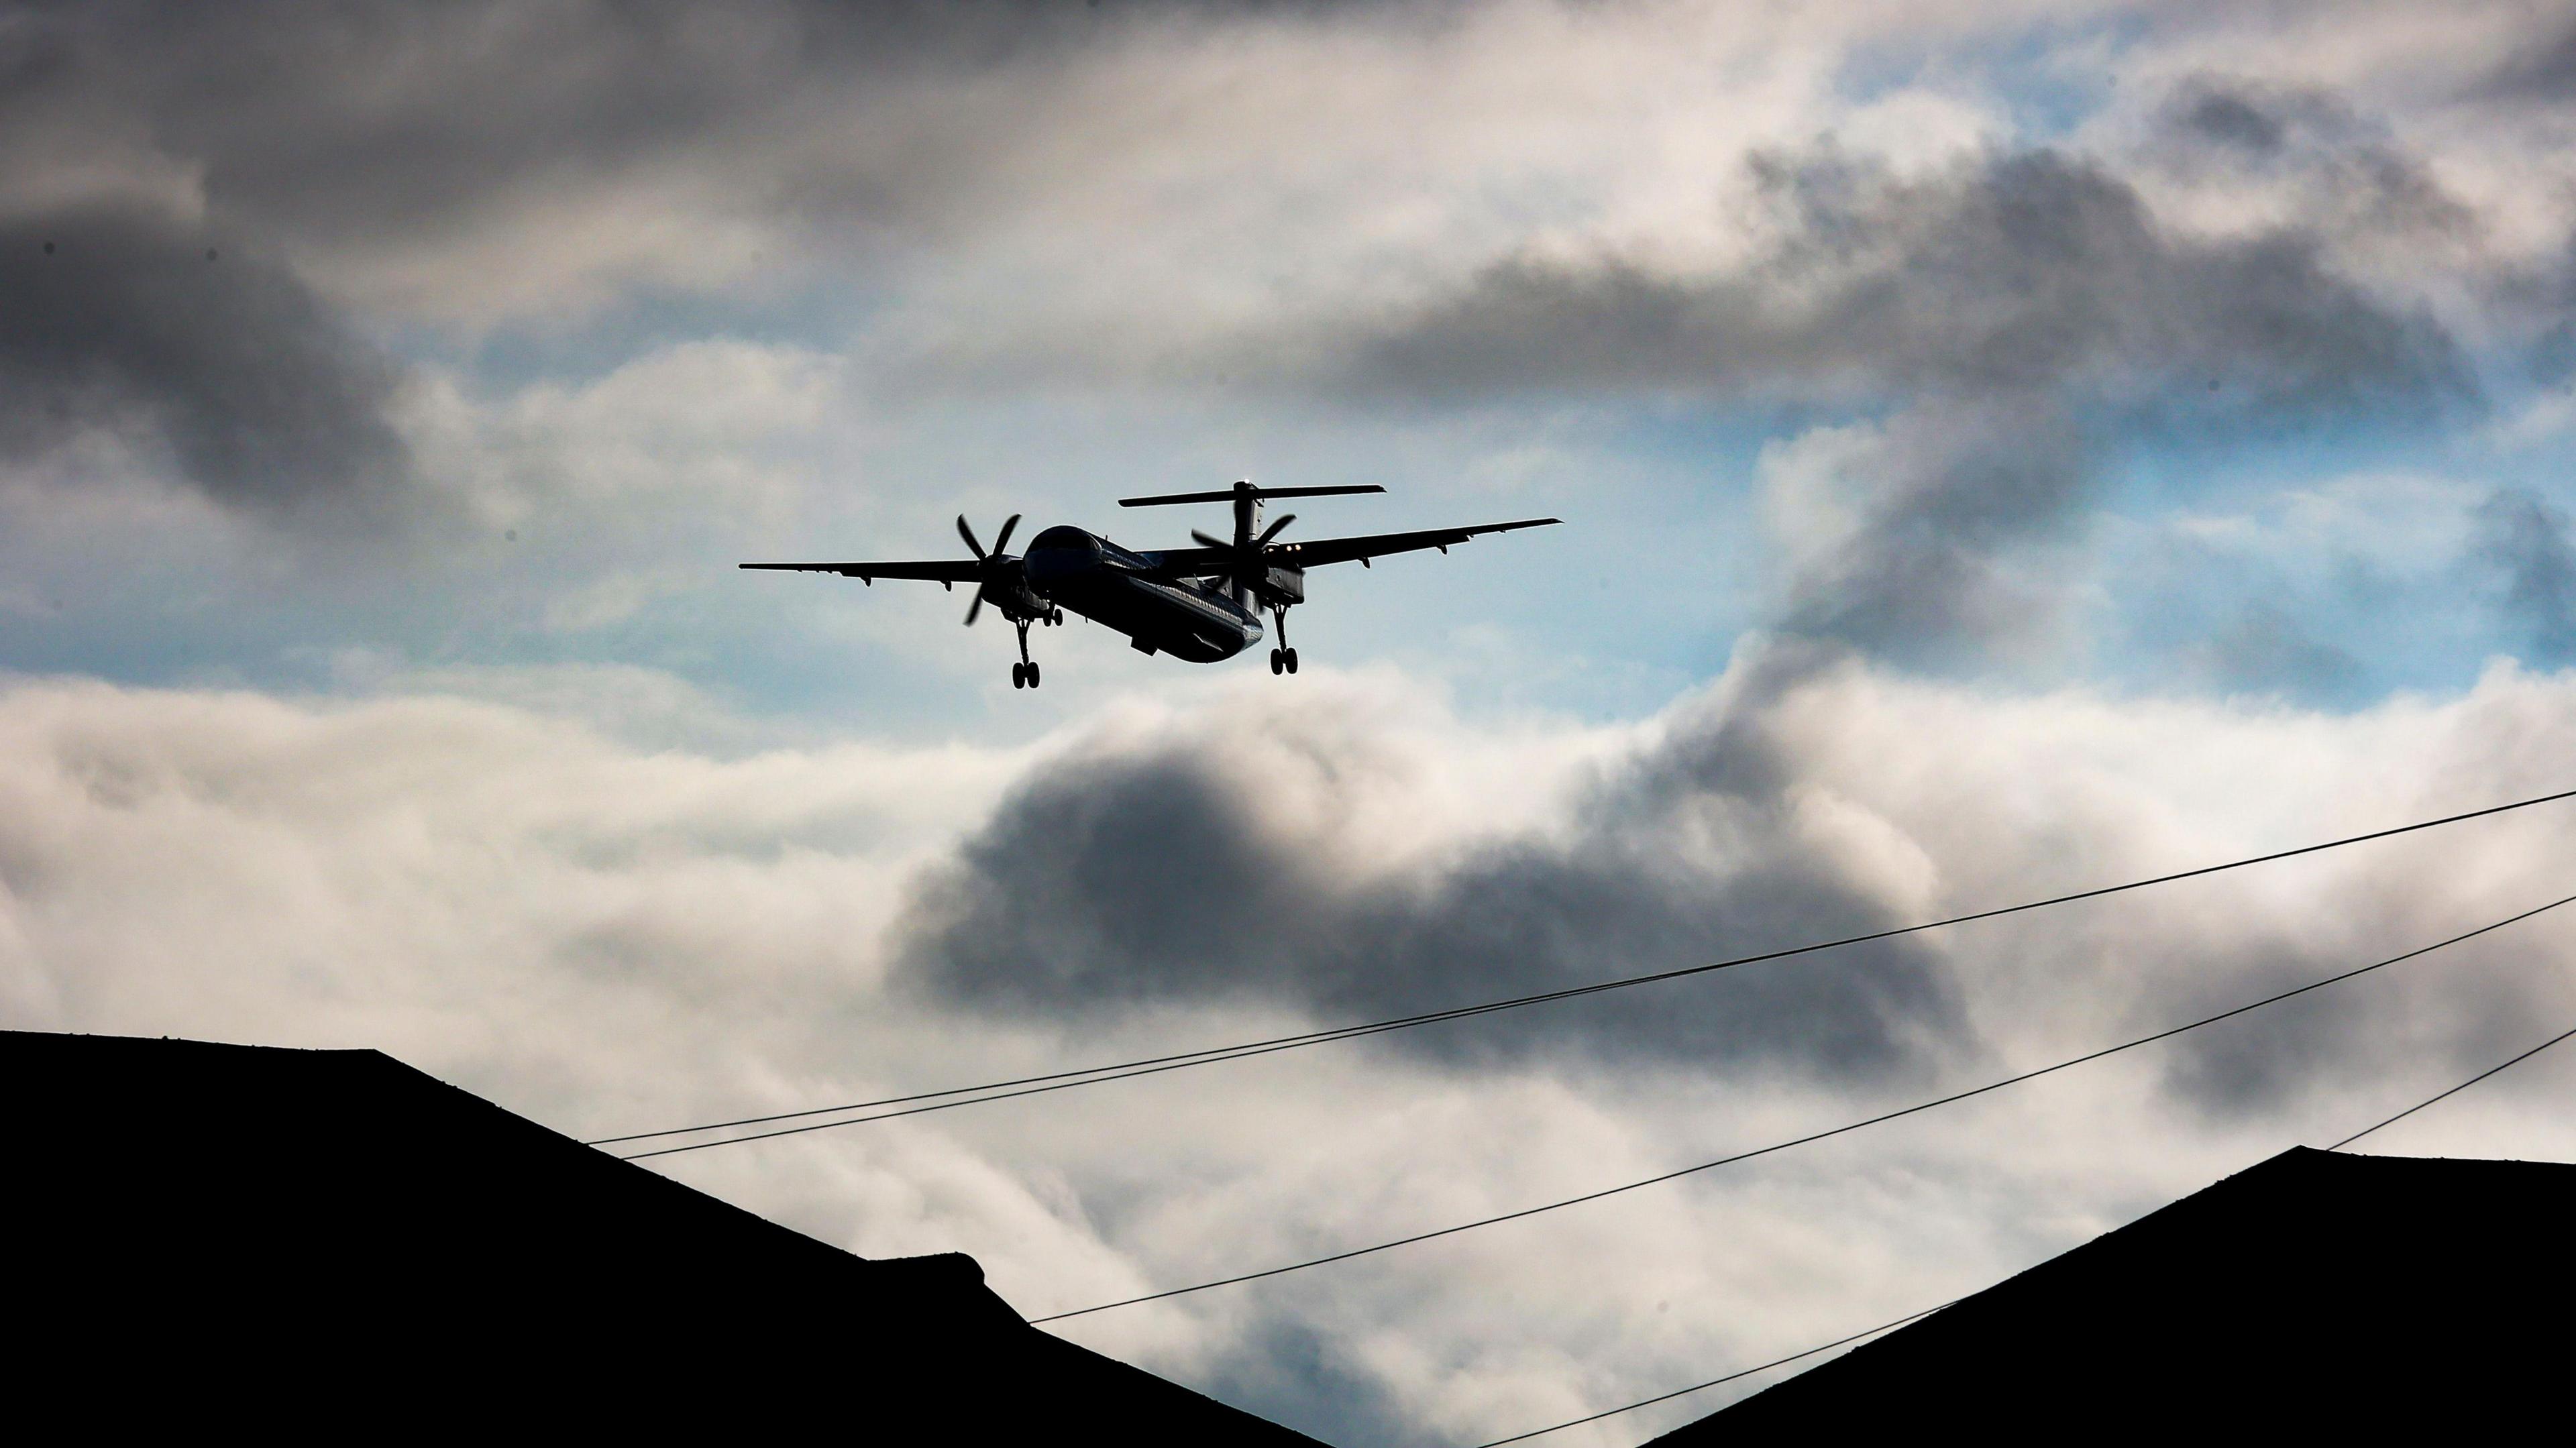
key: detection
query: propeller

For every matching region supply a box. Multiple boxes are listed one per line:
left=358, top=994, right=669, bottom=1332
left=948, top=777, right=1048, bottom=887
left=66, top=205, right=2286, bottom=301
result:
left=958, top=512, right=1022, bottom=626
left=1191, top=514, right=1295, bottom=553
left=1193, top=513, right=1295, bottom=596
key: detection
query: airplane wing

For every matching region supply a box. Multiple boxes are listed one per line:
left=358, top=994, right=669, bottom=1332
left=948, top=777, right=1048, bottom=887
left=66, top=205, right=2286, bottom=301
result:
left=1144, top=518, right=1560, bottom=577
left=1266, top=516, right=1561, bottom=569
left=739, top=559, right=982, bottom=583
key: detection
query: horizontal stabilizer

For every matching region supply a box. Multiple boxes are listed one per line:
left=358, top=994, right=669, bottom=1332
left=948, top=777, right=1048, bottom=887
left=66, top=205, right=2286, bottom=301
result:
left=1120, top=484, right=1386, bottom=507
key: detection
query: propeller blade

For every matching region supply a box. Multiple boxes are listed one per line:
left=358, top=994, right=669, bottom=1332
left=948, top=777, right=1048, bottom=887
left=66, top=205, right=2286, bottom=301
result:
left=1256, top=513, right=1296, bottom=546
left=964, top=591, right=983, bottom=626
left=1191, top=529, right=1228, bottom=550
left=991, top=513, right=1021, bottom=557
left=956, top=514, right=986, bottom=559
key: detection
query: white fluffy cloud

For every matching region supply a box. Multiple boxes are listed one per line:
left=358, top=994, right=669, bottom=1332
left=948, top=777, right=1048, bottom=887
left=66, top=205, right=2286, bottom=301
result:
left=7, top=655, right=2575, bottom=1443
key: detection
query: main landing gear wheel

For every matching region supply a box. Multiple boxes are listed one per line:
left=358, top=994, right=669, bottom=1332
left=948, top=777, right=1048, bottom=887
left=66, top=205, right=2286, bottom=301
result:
left=1011, top=618, right=1040, bottom=688
left=1267, top=607, right=1299, bottom=675
left=1051, top=608, right=1065, bottom=626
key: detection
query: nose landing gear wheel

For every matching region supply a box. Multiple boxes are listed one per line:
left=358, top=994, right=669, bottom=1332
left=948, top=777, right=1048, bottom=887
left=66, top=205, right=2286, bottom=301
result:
left=1269, top=649, right=1283, bottom=675
left=1012, top=662, right=1026, bottom=689
left=1284, top=647, right=1299, bottom=674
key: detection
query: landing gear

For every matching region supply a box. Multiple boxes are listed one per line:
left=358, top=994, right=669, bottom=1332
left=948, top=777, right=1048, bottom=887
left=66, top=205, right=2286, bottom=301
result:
left=1012, top=618, right=1042, bottom=688
left=1269, top=608, right=1299, bottom=675
left=1050, top=607, right=1065, bottom=626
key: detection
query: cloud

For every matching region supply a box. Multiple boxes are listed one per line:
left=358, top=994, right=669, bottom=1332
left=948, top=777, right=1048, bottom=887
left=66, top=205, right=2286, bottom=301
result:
left=2147, top=77, right=2477, bottom=246
left=888, top=649, right=2576, bottom=1110
left=9, top=661, right=2576, bottom=1444
left=1336, top=133, right=2486, bottom=667
left=894, top=734, right=1972, bottom=1082
left=0, top=202, right=411, bottom=519
left=10, top=9, right=2576, bottom=1441
left=15, top=0, right=1760, bottom=327
left=1757, top=398, right=2092, bottom=664
left=1351, top=144, right=2473, bottom=416
left=2471, top=486, right=2576, bottom=664
left=2184, top=603, right=2368, bottom=706
left=2470, top=16, right=2576, bottom=102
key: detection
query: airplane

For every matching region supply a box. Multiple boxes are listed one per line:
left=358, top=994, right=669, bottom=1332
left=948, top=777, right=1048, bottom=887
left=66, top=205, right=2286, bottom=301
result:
left=740, top=480, right=1560, bottom=688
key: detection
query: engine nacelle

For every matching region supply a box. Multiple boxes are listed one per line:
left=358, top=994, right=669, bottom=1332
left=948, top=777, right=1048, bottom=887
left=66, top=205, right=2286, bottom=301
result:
left=1260, top=565, right=1305, bottom=606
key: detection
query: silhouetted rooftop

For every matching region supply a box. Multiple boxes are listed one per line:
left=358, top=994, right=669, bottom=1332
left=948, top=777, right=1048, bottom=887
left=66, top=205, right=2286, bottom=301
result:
left=1652, top=1145, right=2576, bottom=1441
left=9, top=1029, right=1324, bottom=1440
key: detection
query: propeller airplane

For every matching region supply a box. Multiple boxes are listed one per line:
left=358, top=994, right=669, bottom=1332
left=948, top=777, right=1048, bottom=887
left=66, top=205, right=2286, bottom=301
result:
left=741, top=481, right=1559, bottom=689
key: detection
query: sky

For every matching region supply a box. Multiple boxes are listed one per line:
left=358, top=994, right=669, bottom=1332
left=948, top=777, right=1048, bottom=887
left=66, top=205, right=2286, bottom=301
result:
left=9, top=1, right=2576, bottom=1441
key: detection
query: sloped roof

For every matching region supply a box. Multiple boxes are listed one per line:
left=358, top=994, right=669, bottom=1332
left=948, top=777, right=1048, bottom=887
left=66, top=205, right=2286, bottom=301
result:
left=8, top=1029, right=1325, bottom=1441
left=1652, top=1145, right=2576, bottom=1441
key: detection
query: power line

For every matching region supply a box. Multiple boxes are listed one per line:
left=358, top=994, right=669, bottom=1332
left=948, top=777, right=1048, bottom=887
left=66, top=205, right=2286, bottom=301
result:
left=2326, top=1018, right=2576, bottom=1151
left=1484, top=1013, right=2576, bottom=1446
left=596, top=786, right=2576, bottom=1155
left=1474, top=966, right=2576, bottom=1447
left=1469, top=1301, right=1955, bottom=1447
left=1025, top=890, right=2575, bottom=1324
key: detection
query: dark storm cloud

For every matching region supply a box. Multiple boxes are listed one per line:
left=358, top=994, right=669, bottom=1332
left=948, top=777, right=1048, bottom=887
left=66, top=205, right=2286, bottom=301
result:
left=2471, top=487, right=2576, bottom=665
left=1354, top=146, right=2470, bottom=416
left=0, top=0, right=1174, bottom=283
left=0, top=0, right=1108, bottom=520
left=0, top=203, right=409, bottom=515
left=893, top=677, right=1970, bottom=1084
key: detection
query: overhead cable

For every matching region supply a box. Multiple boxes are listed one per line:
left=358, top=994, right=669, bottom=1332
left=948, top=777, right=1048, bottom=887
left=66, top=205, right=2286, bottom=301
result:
left=1025, top=889, right=2576, bottom=1323
left=1477, top=1009, right=2576, bottom=1446
left=1472, top=972, right=2576, bottom=1446
left=596, top=786, right=2576, bottom=1156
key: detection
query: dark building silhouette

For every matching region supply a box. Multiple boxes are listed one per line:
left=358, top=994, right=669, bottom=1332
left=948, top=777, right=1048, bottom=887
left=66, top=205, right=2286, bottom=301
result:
left=8, top=1029, right=1325, bottom=1441
left=1653, top=1146, right=2576, bottom=1441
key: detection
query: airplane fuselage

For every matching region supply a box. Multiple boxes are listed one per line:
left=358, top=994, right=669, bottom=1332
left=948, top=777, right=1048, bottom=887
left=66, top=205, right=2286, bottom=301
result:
left=1025, top=525, right=1265, bottom=662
